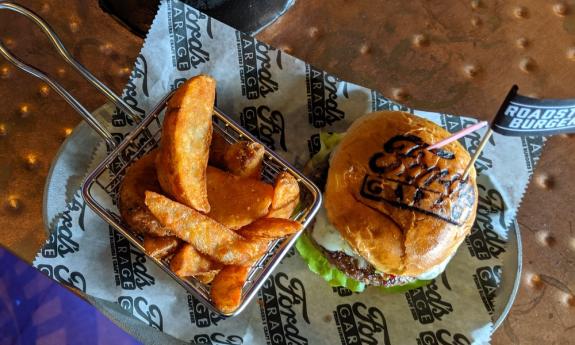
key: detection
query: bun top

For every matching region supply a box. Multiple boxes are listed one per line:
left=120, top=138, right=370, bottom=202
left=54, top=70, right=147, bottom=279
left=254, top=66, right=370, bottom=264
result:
left=324, top=111, right=478, bottom=276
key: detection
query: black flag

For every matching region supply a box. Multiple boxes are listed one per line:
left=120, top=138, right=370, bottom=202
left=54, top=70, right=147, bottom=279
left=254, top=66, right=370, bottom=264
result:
left=492, top=85, right=575, bottom=136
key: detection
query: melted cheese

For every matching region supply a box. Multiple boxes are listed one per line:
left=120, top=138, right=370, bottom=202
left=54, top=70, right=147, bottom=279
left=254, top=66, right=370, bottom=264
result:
left=312, top=206, right=452, bottom=279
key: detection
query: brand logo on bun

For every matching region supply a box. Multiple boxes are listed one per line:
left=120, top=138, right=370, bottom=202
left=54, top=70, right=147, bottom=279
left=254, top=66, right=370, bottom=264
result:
left=333, top=302, right=391, bottom=345
left=359, top=135, right=475, bottom=225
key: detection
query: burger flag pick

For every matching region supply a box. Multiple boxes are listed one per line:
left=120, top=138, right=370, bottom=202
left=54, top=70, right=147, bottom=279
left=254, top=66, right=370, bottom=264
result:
left=429, top=85, right=575, bottom=178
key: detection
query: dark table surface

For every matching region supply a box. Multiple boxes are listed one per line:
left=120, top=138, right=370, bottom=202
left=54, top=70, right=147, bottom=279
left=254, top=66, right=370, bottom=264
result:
left=0, top=1, right=573, bottom=344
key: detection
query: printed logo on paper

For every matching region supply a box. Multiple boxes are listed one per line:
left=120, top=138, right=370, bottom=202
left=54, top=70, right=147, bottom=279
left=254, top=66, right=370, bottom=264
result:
left=41, top=191, right=86, bottom=258
left=440, top=114, right=494, bottom=175
left=187, top=294, right=225, bottom=328
left=109, top=228, right=155, bottom=290
left=465, top=184, right=506, bottom=260
left=405, top=279, right=453, bottom=324
left=111, top=54, right=149, bottom=128
left=37, top=263, right=86, bottom=292
left=258, top=272, right=310, bottom=345
left=240, top=105, right=287, bottom=151
left=118, top=296, right=163, bottom=331
left=371, top=91, right=410, bottom=112
left=307, top=133, right=321, bottom=157
left=306, top=64, right=348, bottom=128
left=333, top=302, right=391, bottom=345
left=168, top=0, right=212, bottom=71
left=236, top=31, right=282, bottom=99
left=192, top=333, right=244, bottom=345
left=332, top=286, right=355, bottom=297
left=359, top=135, right=476, bottom=226
left=416, top=330, right=471, bottom=345
left=473, top=265, right=502, bottom=315
left=520, top=136, right=544, bottom=174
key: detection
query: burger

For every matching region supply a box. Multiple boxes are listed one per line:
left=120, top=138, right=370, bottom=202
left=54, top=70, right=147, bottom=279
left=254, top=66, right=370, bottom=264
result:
left=298, top=111, right=478, bottom=292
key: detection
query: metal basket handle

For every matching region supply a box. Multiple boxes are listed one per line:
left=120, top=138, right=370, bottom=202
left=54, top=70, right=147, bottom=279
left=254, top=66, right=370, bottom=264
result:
left=0, top=2, right=140, bottom=148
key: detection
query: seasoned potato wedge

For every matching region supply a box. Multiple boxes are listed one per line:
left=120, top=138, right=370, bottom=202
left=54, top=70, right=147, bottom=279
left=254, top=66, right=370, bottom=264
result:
left=238, top=218, right=301, bottom=240
left=223, top=141, right=265, bottom=179
left=145, top=191, right=264, bottom=265
left=206, top=166, right=273, bottom=230
left=156, top=75, right=216, bottom=213
left=170, top=243, right=222, bottom=278
left=266, top=172, right=300, bottom=219
left=210, top=265, right=250, bottom=314
left=119, top=150, right=171, bottom=237
left=143, top=235, right=180, bottom=258
left=208, top=131, right=230, bottom=169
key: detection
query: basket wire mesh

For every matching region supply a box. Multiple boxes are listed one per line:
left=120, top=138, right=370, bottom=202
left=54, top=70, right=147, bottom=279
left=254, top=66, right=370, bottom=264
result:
left=82, top=94, right=322, bottom=316
left=0, top=2, right=322, bottom=317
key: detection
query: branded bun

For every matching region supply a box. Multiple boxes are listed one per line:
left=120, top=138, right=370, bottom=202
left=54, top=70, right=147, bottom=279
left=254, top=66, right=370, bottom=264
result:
left=324, top=111, right=478, bottom=276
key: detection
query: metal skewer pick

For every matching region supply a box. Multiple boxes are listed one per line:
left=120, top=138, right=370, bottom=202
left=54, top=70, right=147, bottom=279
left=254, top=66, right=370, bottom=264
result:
left=461, top=85, right=519, bottom=180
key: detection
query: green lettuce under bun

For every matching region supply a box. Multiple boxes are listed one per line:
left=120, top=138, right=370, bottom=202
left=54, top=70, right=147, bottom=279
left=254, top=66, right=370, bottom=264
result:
left=296, top=232, right=366, bottom=292
left=296, top=233, right=431, bottom=293
left=297, top=131, right=431, bottom=293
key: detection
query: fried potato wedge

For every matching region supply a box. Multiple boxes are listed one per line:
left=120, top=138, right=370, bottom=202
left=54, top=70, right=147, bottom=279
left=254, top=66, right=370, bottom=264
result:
left=195, top=271, right=220, bottom=284
left=145, top=191, right=263, bottom=265
left=156, top=75, right=216, bottom=213
left=266, top=199, right=298, bottom=219
left=206, top=166, right=273, bottom=230
left=238, top=218, right=302, bottom=240
left=210, top=265, right=251, bottom=314
left=170, top=243, right=222, bottom=278
left=118, top=150, right=171, bottom=237
left=143, top=235, right=180, bottom=258
left=223, top=141, right=265, bottom=179
left=266, top=172, right=300, bottom=219
left=208, top=131, right=230, bottom=169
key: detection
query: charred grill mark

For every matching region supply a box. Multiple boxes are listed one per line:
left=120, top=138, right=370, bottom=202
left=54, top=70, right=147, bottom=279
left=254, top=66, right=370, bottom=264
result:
left=361, top=131, right=476, bottom=227
left=431, top=148, right=455, bottom=160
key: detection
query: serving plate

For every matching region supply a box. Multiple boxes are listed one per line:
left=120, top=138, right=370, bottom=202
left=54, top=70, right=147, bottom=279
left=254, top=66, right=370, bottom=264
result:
left=43, top=104, right=521, bottom=332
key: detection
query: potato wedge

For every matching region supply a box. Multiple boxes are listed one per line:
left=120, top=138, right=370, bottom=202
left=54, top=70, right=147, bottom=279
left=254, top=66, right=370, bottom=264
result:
left=156, top=75, right=215, bottom=213
left=266, top=172, right=300, bottom=219
left=195, top=271, right=220, bottom=284
left=143, top=235, right=180, bottom=258
left=238, top=218, right=302, bottom=240
left=206, top=166, right=273, bottom=230
left=208, top=131, right=230, bottom=169
left=145, top=191, right=263, bottom=265
left=270, top=172, right=300, bottom=209
left=223, top=141, right=265, bottom=179
left=266, top=199, right=298, bottom=219
left=119, top=150, right=171, bottom=237
left=210, top=265, right=251, bottom=314
left=170, top=243, right=222, bottom=278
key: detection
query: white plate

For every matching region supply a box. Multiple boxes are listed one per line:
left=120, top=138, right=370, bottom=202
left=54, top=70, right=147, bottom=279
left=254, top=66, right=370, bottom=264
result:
left=42, top=105, right=521, bottom=332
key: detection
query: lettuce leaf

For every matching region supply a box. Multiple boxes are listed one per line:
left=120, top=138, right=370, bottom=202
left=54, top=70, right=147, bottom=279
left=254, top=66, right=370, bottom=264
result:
left=296, top=232, right=366, bottom=292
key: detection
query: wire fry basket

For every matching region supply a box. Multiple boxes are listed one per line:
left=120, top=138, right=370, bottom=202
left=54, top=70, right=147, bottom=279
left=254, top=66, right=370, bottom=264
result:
left=0, top=2, right=322, bottom=316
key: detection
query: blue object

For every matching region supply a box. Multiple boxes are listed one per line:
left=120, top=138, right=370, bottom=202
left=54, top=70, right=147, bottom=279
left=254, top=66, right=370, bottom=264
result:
left=0, top=246, right=141, bottom=345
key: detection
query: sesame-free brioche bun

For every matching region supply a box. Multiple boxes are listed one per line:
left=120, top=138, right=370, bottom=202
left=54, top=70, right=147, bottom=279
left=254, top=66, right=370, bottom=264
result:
left=324, top=111, right=478, bottom=277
